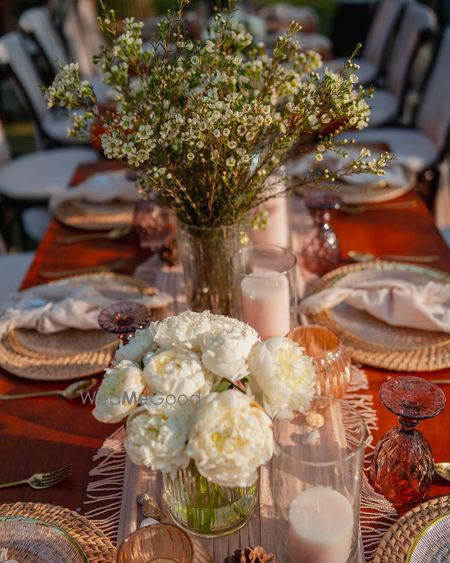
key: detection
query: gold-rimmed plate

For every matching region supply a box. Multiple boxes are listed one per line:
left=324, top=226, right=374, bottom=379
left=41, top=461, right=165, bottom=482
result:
left=53, top=199, right=135, bottom=231
left=0, top=503, right=115, bottom=563
left=374, top=496, right=450, bottom=562
left=302, top=262, right=450, bottom=371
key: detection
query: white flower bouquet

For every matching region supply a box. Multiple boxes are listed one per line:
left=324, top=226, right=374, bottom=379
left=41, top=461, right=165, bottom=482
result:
left=93, top=311, right=316, bottom=490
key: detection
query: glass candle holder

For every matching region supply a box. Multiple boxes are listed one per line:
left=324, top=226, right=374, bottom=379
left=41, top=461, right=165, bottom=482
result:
left=287, top=325, right=351, bottom=398
left=370, top=376, right=446, bottom=505
left=116, top=523, right=194, bottom=563
left=274, top=397, right=367, bottom=563
left=231, top=245, right=297, bottom=340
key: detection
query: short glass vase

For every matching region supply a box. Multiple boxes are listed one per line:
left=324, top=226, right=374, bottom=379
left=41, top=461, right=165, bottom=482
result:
left=163, top=463, right=258, bottom=537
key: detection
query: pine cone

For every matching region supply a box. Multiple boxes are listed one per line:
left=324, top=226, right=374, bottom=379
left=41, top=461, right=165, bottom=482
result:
left=223, top=546, right=277, bottom=563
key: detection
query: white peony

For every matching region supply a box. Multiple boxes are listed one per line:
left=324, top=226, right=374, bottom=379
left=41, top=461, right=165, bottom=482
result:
left=248, top=337, right=316, bottom=416
left=115, top=324, right=157, bottom=364
left=125, top=400, right=191, bottom=475
left=154, top=310, right=212, bottom=351
left=201, top=324, right=259, bottom=381
left=93, top=359, right=145, bottom=423
left=143, top=348, right=206, bottom=396
left=187, top=390, right=274, bottom=487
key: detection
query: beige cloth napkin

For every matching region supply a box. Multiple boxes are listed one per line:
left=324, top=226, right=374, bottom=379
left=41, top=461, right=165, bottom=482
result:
left=0, top=281, right=172, bottom=338
left=49, top=170, right=140, bottom=212
left=299, top=275, right=450, bottom=333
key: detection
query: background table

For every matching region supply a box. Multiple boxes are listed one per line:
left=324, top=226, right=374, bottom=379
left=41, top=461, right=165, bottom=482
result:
left=0, top=159, right=449, bottom=524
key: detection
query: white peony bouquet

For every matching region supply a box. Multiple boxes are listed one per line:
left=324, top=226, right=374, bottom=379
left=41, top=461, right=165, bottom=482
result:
left=93, top=310, right=316, bottom=487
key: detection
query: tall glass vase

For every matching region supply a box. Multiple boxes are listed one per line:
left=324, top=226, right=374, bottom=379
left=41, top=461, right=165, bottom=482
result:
left=176, top=220, right=247, bottom=315
left=163, top=463, right=258, bottom=537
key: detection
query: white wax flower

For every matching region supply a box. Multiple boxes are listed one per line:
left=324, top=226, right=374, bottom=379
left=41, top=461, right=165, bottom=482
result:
left=143, top=349, right=206, bottom=396
left=248, top=337, right=316, bottom=416
left=115, top=324, right=157, bottom=364
left=93, top=359, right=145, bottom=423
left=201, top=324, right=259, bottom=381
left=153, top=310, right=212, bottom=351
left=187, top=390, right=274, bottom=487
left=125, top=400, right=191, bottom=475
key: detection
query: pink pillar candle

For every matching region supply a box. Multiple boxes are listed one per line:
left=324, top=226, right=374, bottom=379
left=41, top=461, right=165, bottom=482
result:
left=241, top=271, right=291, bottom=340
left=288, top=487, right=354, bottom=563
left=250, top=188, right=290, bottom=248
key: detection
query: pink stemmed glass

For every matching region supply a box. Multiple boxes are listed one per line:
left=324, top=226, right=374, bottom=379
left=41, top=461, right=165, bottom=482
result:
left=370, top=376, right=446, bottom=505
left=98, top=301, right=151, bottom=344
left=301, top=191, right=342, bottom=275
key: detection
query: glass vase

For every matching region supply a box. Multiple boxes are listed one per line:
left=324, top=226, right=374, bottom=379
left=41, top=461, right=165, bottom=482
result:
left=176, top=220, right=247, bottom=315
left=163, top=463, right=258, bottom=537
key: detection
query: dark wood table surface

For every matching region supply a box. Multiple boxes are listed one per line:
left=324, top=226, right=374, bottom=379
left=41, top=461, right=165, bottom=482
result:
left=1, top=160, right=450, bottom=524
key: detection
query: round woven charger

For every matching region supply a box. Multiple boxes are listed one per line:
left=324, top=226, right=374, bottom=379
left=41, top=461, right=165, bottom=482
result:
left=53, top=199, right=134, bottom=231
left=374, top=495, right=450, bottom=562
left=0, top=502, right=116, bottom=563
left=0, top=273, right=161, bottom=380
left=303, top=261, right=450, bottom=372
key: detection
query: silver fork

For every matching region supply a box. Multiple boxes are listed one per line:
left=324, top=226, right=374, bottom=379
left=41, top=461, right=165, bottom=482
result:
left=0, top=466, right=71, bottom=490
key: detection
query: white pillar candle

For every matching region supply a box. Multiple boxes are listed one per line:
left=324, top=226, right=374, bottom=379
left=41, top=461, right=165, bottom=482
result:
left=288, top=487, right=354, bottom=563
left=241, top=271, right=291, bottom=340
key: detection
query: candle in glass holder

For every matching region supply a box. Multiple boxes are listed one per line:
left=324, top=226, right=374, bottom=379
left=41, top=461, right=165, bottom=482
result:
left=288, top=487, right=354, bottom=563
left=241, top=271, right=290, bottom=339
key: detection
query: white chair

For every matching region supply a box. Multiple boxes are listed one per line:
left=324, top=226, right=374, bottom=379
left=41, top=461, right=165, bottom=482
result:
left=343, top=28, right=450, bottom=197
left=76, top=0, right=104, bottom=61
left=0, top=248, right=34, bottom=306
left=367, top=3, right=437, bottom=127
left=19, top=7, right=110, bottom=104
left=0, top=32, right=86, bottom=149
left=0, top=119, right=98, bottom=245
left=63, top=0, right=97, bottom=77
left=325, top=0, right=410, bottom=85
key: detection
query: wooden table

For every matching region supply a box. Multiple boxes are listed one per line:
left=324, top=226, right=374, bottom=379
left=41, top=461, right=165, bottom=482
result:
left=0, top=161, right=449, bottom=529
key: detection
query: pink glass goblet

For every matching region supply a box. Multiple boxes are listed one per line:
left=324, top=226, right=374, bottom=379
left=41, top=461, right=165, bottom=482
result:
left=98, top=300, right=151, bottom=344
left=370, top=376, right=445, bottom=505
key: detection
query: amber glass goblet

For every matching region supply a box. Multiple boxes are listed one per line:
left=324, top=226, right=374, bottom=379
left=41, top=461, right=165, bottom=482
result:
left=301, top=191, right=342, bottom=275
left=98, top=301, right=151, bottom=344
left=370, top=376, right=445, bottom=505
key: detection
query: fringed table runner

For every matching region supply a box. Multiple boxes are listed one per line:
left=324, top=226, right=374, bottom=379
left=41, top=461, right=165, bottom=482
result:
left=84, top=199, right=398, bottom=560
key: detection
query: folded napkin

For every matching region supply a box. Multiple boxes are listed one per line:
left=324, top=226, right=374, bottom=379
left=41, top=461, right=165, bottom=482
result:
left=0, top=281, right=172, bottom=338
left=299, top=274, right=450, bottom=333
left=49, top=170, right=140, bottom=212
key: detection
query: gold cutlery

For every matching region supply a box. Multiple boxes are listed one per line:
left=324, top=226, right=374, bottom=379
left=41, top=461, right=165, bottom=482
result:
left=434, top=462, right=450, bottom=482
left=39, top=259, right=127, bottom=279
left=56, top=226, right=132, bottom=245
left=342, top=201, right=418, bottom=214
left=0, top=466, right=71, bottom=490
left=348, top=250, right=440, bottom=264
left=0, top=379, right=96, bottom=401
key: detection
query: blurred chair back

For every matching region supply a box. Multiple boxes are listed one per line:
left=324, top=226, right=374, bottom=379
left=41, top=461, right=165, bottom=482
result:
left=386, top=3, right=437, bottom=99
left=63, top=0, right=96, bottom=76
left=19, top=6, right=69, bottom=74
left=0, top=32, right=48, bottom=123
left=76, top=0, right=103, bottom=58
left=363, top=0, right=410, bottom=69
left=416, top=28, right=450, bottom=156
